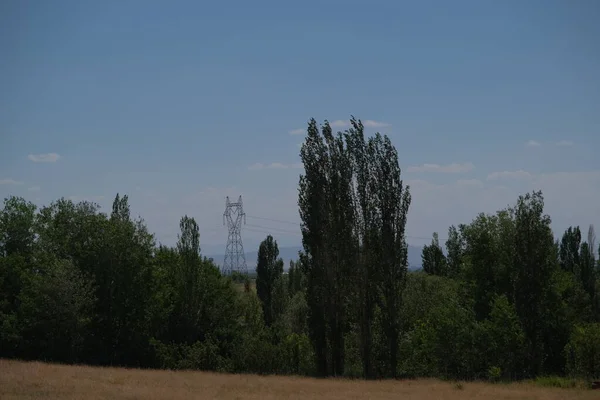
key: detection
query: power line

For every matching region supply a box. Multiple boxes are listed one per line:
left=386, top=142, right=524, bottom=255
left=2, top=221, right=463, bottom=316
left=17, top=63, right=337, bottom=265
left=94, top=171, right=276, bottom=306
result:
left=244, top=226, right=302, bottom=237
left=246, top=215, right=301, bottom=226
left=245, top=215, right=444, bottom=241
left=246, top=223, right=301, bottom=235
left=229, top=205, right=445, bottom=243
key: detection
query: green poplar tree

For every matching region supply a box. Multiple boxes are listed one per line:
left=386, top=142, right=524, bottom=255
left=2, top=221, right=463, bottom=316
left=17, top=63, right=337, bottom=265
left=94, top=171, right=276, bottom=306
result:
left=512, top=191, right=556, bottom=376
left=422, top=233, right=447, bottom=276
left=255, top=235, right=284, bottom=326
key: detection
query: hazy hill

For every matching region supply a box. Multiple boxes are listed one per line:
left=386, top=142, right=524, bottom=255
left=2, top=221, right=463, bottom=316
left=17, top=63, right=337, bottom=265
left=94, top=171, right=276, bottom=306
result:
left=206, top=245, right=423, bottom=271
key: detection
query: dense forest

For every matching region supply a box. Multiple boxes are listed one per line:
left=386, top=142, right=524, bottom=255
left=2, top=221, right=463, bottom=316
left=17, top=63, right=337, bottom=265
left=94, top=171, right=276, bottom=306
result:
left=1, top=118, right=599, bottom=381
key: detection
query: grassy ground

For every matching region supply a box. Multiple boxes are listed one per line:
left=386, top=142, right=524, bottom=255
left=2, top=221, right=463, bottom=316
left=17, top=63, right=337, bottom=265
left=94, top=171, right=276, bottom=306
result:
left=0, top=359, right=595, bottom=400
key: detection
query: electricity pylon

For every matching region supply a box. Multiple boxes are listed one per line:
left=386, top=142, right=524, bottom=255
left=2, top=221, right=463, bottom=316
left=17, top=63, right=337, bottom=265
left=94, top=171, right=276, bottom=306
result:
left=223, top=195, right=248, bottom=275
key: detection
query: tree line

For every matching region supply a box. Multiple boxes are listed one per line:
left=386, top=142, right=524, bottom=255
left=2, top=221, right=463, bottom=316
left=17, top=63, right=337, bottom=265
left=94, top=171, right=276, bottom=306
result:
left=1, top=117, right=599, bottom=381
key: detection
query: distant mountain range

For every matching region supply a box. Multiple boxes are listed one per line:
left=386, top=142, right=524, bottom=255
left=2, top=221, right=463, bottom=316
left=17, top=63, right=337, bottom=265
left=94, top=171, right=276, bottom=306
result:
left=206, top=245, right=423, bottom=271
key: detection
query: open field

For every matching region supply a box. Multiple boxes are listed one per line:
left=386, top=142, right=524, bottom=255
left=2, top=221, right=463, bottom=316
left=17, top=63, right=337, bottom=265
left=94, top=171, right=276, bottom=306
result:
left=0, top=359, right=595, bottom=400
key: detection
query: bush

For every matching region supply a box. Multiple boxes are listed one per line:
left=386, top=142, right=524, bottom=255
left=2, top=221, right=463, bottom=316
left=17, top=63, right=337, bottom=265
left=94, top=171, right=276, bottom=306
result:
left=150, top=337, right=232, bottom=372
left=565, top=323, right=600, bottom=379
left=487, top=366, right=501, bottom=382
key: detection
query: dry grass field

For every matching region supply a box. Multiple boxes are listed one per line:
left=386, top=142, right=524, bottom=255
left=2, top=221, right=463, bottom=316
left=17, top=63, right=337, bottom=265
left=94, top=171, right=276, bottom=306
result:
left=0, top=359, right=595, bottom=400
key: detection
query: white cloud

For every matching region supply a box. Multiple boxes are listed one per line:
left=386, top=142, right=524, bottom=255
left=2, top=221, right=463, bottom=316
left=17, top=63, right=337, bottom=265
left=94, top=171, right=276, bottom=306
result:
left=289, top=128, right=305, bottom=135
left=362, top=120, right=391, bottom=128
left=28, top=153, right=61, bottom=163
left=28, top=186, right=41, bottom=192
left=486, top=170, right=533, bottom=181
left=330, top=120, right=348, bottom=128
left=0, top=178, right=23, bottom=185
left=407, top=162, right=475, bottom=173
left=526, top=140, right=541, bottom=147
left=248, top=162, right=303, bottom=170
left=267, top=163, right=288, bottom=169
left=556, top=140, right=573, bottom=147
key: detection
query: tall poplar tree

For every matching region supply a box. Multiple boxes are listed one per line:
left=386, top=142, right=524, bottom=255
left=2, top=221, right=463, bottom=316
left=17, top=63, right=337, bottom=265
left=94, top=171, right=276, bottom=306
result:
left=299, top=118, right=330, bottom=376
left=299, top=117, right=411, bottom=378
left=345, top=118, right=377, bottom=378
left=370, top=133, right=411, bottom=378
left=513, top=191, right=556, bottom=376
left=255, top=235, right=284, bottom=326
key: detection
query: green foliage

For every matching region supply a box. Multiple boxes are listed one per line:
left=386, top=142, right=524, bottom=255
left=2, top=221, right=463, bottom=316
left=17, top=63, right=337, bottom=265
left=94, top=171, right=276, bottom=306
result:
left=579, top=243, right=597, bottom=315
left=479, top=295, right=526, bottom=380
left=460, top=210, right=516, bottom=320
left=445, top=225, right=464, bottom=277
left=287, top=260, right=304, bottom=296
left=565, top=323, right=600, bottom=379
left=17, top=258, right=95, bottom=362
left=255, top=235, right=284, bottom=326
left=398, top=273, right=476, bottom=379
left=560, top=227, right=582, bottom=273
left=279, top=333, right=314, bottom=376
left=0, top=117, right=598, bottom=383
left=422, top=233, right=447, bottom=276
left=229, top=270, right=246, bottom=283
left=0, top=196, right=37, bottom=258
left=488, top=366, right=502, bottom=382
left=298, top=117, right=411, bottom=378
left=512, top=192, right=557, bottom=376
left=150, top=337, right=233, bottom=372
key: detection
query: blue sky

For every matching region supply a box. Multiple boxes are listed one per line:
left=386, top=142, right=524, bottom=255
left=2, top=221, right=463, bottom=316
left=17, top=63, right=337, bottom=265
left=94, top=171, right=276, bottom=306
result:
left=1, top=0, right=599, bottom=254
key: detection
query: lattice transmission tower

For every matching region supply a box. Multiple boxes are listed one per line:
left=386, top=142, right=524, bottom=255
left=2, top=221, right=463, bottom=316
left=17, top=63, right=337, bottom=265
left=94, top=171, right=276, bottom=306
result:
left=222, top=195, right=248, bottom=275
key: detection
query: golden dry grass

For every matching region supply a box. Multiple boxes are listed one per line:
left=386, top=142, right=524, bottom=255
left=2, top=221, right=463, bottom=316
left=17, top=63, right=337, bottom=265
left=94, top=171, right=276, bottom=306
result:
left=0, top=359, right=595, bottom=400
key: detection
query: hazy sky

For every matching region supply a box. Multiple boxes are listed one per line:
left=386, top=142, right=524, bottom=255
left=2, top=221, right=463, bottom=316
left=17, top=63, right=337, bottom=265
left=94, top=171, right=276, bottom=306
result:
left=1, top=0, right=599, bottom=254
